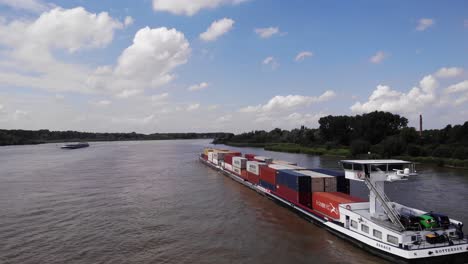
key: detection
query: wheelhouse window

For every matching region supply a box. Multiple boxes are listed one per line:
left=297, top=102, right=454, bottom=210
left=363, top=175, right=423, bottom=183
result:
left=373, top=229, right=382, bottom=239
left=388, top=164, right=404, bottom=171
left=342, top=162, right=353, bottom=170
left=387, top=234, right=398, bottom=245
left=351, top=220, right=357, bottom=229
left=361, top=224, right=369, bottom=233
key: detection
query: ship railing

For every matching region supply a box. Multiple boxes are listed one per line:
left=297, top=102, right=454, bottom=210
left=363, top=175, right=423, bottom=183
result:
left=363, top=176, right=405, bottom=231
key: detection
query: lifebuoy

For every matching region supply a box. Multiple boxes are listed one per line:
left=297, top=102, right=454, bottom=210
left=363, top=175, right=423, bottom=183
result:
left=346, top=205, right=351, bottom=210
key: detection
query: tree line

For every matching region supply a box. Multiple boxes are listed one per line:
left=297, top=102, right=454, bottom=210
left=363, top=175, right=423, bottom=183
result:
left=213, top=111, right=468, bottom=160
left=0, top=129, right=233, bottom=146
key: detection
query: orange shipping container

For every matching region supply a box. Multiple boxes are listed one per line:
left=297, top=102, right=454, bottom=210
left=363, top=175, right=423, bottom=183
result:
left=312, top=192, right=365, bottom=220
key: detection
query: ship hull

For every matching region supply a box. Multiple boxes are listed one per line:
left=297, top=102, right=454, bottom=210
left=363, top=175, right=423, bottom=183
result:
left=199, top=157, right=468, bottom=263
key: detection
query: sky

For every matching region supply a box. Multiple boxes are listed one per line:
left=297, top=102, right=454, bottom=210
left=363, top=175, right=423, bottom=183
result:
left=0, top=0, right=467, bottom=133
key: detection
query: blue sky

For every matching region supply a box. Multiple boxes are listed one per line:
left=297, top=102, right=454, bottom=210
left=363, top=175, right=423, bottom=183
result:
left=0, top=0, right=467, bottom=133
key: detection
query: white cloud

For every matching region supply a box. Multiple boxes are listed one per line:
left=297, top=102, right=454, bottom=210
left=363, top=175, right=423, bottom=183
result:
left=95, top=100, right=111, bottom=106
left=115, top=89, right=142, bottom=98
left=199, top=18, right=234, bottom=41
left=416, top=18, right=434, bottom=31
left=254, top=27, right=279, bottom=38
left=435, top=67, right=463, bottom=78
left=151, top=92, right=169, bottom=101
left=369, top=51, right=387, bottom=64
left=239, top=90, right=336, bottom=113
left=0, top=8, right=190, bottom=97
left=207, top=104, right=219, bottom=110
left=0, top=7, right=124, bottom=93
left=215, top=114, right=232, bottom=123
left=295, top=51, right=313, bottom=62
left=350, top=75, right=438, bottom=114
left=188, top=82, right=209, bottom=91
left=445, top=80, right=468, bottom=94
left=152, top=0, right=247, bottom=16
left=186, top=103, right=200, bottom=111
left=124, top=16, right=134, bottom=27
left=262, top=56, right=279, bottom=69
left=0, top=0, right=50, bottom=13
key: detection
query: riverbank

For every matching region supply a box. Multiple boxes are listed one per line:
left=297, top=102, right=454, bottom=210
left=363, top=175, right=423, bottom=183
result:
left=218, top=142, right=468, bottom=169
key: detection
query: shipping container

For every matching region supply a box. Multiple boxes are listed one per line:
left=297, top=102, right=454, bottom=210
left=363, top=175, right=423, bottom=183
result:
left=245, top=154, right=256, bottom=160
left=212, top=152, right=227, bottom=160
left=201, top=154, right=208, bottom=160
left=254, top=156, right=273, bottom=163
left=275, top=184, right=312, bottom=208
left=233, top=166, right=241, bottom=176
left=259, top=179, right=276, bottom=191
left=208, top=152, right=214, bottom=162
left=232, top=156, right=247, bottom=169
left=276, top=170, right=311, bottom=192
left=309, top=168, right=350, bottom=194
left=259, top=166, right=277, bottom=185
left=246, top=161, right=266, bottom=175
left=312, top=192, right=365, bottom=219
left=247, top=171, right=260, bottom=184
left=272, top=160, right=297, bottom=166
left=295, top=170, right=337, bottom=192
left=240, top=169, right=248, bottom=180
left=224, top=154, right=234, bottom=165
left=224, top=163, right=233, bottom=172
left=212, top=158, right=218, bottom=165
left=268, top=164, right=292, bottom=170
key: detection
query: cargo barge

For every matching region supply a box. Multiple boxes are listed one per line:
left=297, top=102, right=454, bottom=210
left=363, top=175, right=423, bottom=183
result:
left=200, top=148, right=468, bottom=263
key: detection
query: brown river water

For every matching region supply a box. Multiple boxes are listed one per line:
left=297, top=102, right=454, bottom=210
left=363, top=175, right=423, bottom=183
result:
left=0, top=139, right=467, bottom=264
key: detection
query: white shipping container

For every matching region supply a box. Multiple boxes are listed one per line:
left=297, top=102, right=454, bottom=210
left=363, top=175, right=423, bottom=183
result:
left=224, top=163, right=233, bottom=172
left=233, top=166, right=241, bottom=175
left=232, top=156, right=247, bottom=169
left=212, top=158, right=218, bottom=165
left=254, top=156, right=273, bottom=163
left=246, top=161, right=266, bottom=175
left=208, top=152, right=214, bottom=162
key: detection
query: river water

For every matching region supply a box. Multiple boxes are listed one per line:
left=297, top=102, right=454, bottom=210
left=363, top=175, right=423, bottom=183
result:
left=0, top=139, right=467, bottom=264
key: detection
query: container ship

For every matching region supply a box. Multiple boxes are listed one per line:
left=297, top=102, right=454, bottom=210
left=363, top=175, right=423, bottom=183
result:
left=199, top=148, right=468, bottom=263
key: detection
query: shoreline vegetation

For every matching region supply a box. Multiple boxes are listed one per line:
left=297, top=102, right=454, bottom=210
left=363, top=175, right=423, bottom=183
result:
left=213, top=111, right=468, bottom=169
left=0, top=129, right=232, bottom=146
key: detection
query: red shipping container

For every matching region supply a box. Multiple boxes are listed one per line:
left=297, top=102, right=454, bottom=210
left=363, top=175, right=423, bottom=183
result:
left=230, top=152, right=242, bottom=156
left=259, top=166, right=276, bottom=185
left=201, top=154, right=207, bottom=160
left=312, top=192, right=365, bottom=220
left=275, top=185, right=312, bottom=208
left=247, top=171, right=260, bottom=184
left=245, top=154, right=256, bottom=160
left=241, top=169, right=248, bottom=180
left=224, top=154, right=234, bottom=164
left=275, top=184, right=298, bottom=203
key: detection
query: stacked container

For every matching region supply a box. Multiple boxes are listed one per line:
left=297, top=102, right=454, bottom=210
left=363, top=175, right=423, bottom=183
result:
left=254, top=156, right=273, bottom=163
left=244, top=154, right=256, bottom=160
left=310, top=168, right=350, bottom=194
left=294, top=170, right=337, bottom=192
left=246, top=161, right=266, bottom=184
left=275, top=170, right=312, bottom=208
left=312, top=192, right=365, bottom=219
left=232, top=156, right=247, bottom=169
left=259, top=166, right=277, bottom=191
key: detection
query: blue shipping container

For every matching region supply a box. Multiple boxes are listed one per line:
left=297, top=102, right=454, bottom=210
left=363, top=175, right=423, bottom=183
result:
left=259, top=179, right=276, bottom=191
left=276, top=170, right=311, bottom=192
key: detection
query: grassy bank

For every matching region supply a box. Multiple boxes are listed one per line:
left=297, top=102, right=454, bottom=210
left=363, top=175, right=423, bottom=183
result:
left=220, top=142, right=468, bottom=169
left=222, top=142, right=351, bottom=157
left=394, top=156, right=468, bottom=169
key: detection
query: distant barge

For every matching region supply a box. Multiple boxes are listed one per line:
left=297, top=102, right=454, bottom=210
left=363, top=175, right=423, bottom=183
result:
left=61, top=142, right=89, bottom=149
left=200, top=148, right=468, bottom=263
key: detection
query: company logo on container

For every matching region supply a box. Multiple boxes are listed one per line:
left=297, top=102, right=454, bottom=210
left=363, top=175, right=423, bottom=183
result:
left=315, top=200, right=336, bottom=214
